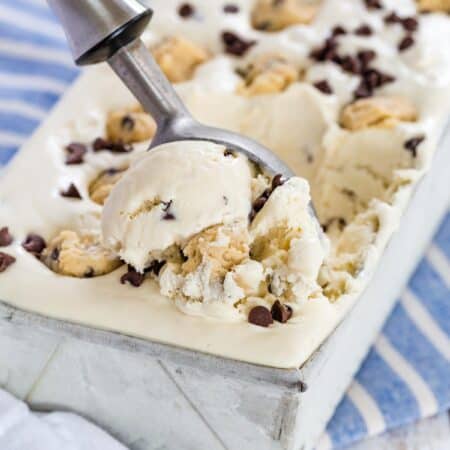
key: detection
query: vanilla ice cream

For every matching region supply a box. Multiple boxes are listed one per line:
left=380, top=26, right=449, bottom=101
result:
left=102, top=141, right=253, bottom=271
left=102, top=139, right=327, bottom=317
left=1, top=0, right=449, bottom=368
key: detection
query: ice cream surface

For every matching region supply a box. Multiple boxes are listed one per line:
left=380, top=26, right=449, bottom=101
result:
left=0, top=0, right=450, bottom=368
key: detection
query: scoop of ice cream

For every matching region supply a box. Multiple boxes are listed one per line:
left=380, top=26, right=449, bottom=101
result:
left=158, top=177, right=328, bottom=320
left=101, top=141, right=253, bottom=271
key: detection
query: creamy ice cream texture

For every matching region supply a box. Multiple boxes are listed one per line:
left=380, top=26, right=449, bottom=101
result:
left=102, top=140, right=327, bottom=318
left=0, top=0, right=450, bottom=367
left=102, top=142, right=253, bottom=272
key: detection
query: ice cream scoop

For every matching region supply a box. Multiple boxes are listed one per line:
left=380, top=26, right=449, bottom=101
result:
left=47, top=0, right=294, bottom=178
left=47, top=0, right=324, bottom=267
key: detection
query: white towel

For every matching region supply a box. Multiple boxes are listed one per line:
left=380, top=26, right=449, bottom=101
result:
left=0, top=390, right=127, bottom=450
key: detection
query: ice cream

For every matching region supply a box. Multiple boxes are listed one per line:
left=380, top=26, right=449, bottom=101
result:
left=102, top=140, right=327, bottom=319
left=102, top=141, right=254, bottom=272
left=0, top=0, right=449, bottom=368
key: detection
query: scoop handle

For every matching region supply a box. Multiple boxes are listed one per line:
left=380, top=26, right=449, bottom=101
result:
left=108, top=40, right=191, bottom=129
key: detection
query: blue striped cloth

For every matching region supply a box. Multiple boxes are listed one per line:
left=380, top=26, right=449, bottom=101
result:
left=0, top=1, right=448, bottom=448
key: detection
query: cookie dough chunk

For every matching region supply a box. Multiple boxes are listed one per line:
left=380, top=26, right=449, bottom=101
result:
left=182, top=224, right=250, bottom=277
left=89, top=167, right=127, bottom=206
left=42, top=230, right=122, bottom=277
left=237, top=54, right=299, bottom=96
left=416, top=0, right=450, bottom=12
left=106, top=105, right=156, bottom=144
left=152, top=36, right=209, bottom=83
left=340, top=96, right=418, bottom=131
left=251, top=0, right=319, bottom=32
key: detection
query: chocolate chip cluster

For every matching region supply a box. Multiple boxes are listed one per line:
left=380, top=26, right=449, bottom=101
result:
left=310, top=27, right=396, bottom=99
left=248, top=300, right=293, bottom=327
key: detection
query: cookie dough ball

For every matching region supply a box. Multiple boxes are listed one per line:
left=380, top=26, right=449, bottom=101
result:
left=416, top=0, right=450, bottom=12
left=152, top=36, right=209, bottom=83
left=42, top=230, right=122, bottom=278
left=89, top=167, right=127, bottom=206
left=340, top=96, right=418, bottom=131
left=251, top=0, right=319, bottom=32
left=237, top=54, right=299, bottom=96
left=106, top=105, right=156, bottom=144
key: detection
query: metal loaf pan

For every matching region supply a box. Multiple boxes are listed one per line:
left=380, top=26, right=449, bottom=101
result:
left=0, top=70, right=449, bottom=449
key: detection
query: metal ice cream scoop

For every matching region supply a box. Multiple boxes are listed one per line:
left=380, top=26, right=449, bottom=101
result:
left=47, top=0, right=295, bottom=178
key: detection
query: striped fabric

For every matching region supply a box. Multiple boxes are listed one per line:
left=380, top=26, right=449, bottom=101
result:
left=318, top=223, right=450, bottom=448
left=0, top=1, right=448, bottom=449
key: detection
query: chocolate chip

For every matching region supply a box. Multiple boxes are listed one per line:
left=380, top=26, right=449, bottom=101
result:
left=84, top=267, right=95, bottom=278
left=398, top=35, right=415, bottom=51
left=178, top=3, right=195, bottom=18
left=261, top=188, right=271, bottom=199
left=162, top=200, right=176, bottom=221
left=364, top=68, right=395, bottom=88
left=401, top=17, right=419, bottom=32
left=354, top=80, right=373, bottom=99
left=223, top=4, right=239, bottom=13
left=121, top=265, right=145, bottom=287
left=0, top=252, right=16, bottom=273
left=224, top=149, right=234, bottom=157
left=146, top=260, right=166, bottom=276
left=121, top=115, right=135, bottom=131
left=93, top=137, right=110, bottom=151
left=354, top=24, right=373, bottom=36
left=404, top=135, right=425, bottom=158
left=65, top=143, right=87, bottom=165
left=253, top=196, right=267, bottom=213
left=364, top=0, right=383, bottom=9
left=22, top=233, right=46, bottom=255
left=0, top=227, right=13, bottom=247
left=271, top=300, right=293, bottom=323
left=340, top=56, right=362, bottom=75
left=332, top=25, right=347, bottom=36
left=313, top=80, right=333, bottom=95
left=112, top=142, right=133, bottom=153
left=357, top=49, right=376, bottom=67
left=310, top=37, right=339, bottom=62
left=60, top=183, right=82, bottom=199
left=222, top=31, right=256, bottom=57
left=271, top=174, right=286, bottom=190
left=92, top=137, right=132, bottom=153
left=248, top=306, right=273, bottom=327
left=249, top=189, right=271, bottom=221
left=384, top=11, right=401, bottom=24
left=377, top=71, right=396, bottom=85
